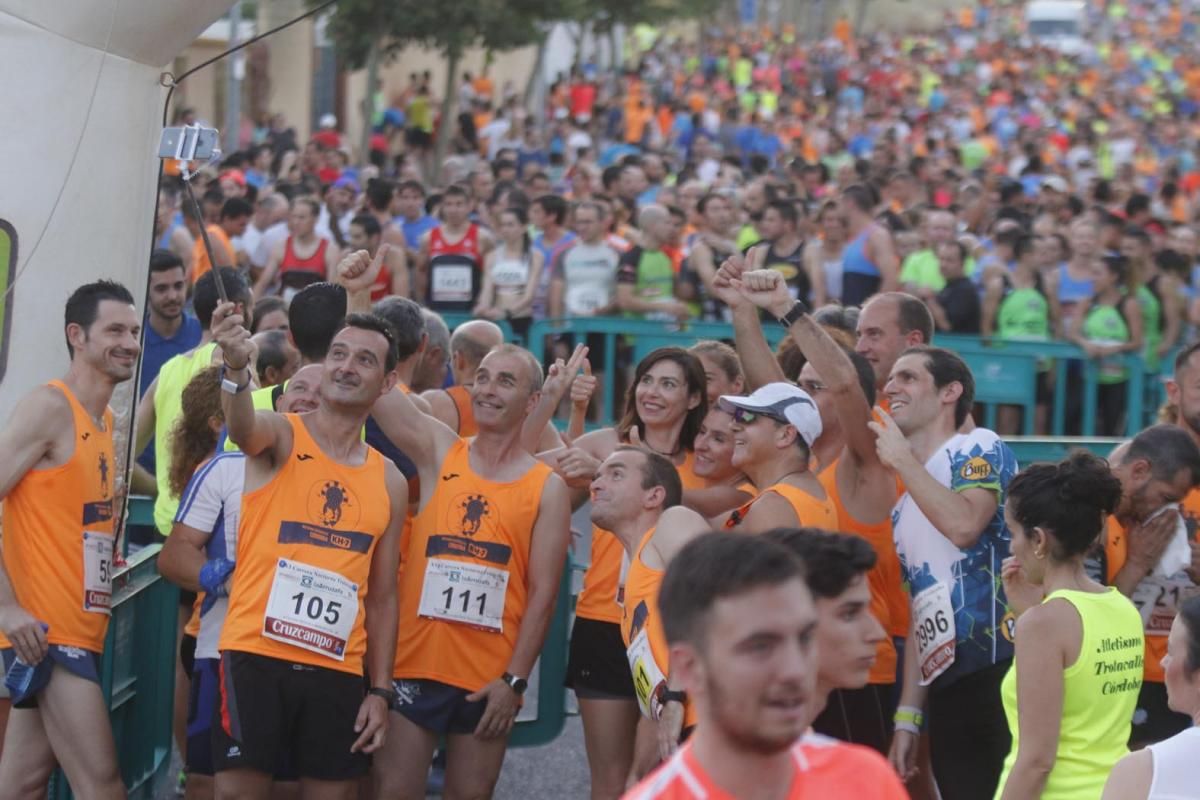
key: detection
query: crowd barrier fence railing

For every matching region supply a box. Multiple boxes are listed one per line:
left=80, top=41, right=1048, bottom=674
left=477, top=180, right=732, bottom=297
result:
left=521, top=318, right=1158, bottom=437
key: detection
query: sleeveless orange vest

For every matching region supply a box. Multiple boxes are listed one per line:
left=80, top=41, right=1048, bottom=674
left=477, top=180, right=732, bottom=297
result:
left=620, top=526, right=698, bottom=728
left=447, top=385, right=478, bottom=437
left=394, top=439, right=552, bottom=690
left=219, top=414, right=389, bottom=675
left=0, top=381, right=115, bottom=653
left=725, top=480, right=838, bottom=531
left=576, top=451, right=707, bottom=624
left=818, top=459, right=905, bottom=684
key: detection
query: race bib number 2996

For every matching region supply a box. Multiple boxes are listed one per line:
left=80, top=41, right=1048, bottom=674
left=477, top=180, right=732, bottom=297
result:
left=913, top=582, right=956, bottom=685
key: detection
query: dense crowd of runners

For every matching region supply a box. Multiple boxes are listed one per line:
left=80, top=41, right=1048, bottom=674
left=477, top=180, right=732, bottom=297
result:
left=4, top=1, right=1200, bottom=798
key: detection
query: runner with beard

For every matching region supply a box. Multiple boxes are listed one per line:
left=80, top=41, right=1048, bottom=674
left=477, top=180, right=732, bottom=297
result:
left=1101, top=423, right=1200, bottom=747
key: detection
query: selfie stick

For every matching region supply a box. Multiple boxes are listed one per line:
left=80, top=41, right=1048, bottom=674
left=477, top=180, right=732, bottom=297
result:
left=170, top=124, right=228, bottom=303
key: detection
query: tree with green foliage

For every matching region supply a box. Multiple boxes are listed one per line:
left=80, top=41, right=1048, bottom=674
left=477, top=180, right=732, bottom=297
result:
left=322, top=0, right=563, bottom=182
left=320, top=0, right=723, bottom=181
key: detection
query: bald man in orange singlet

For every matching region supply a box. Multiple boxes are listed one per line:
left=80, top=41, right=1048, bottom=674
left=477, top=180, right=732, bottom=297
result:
left=0, top=281, right=141, bottom=800
left=368, top=342, right=571, bottom=800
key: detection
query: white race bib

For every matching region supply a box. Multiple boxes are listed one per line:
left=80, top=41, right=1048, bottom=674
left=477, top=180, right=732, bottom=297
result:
left=1132, top=574, right=1200, bottom=636
left=492, top=262, right=529, bottom=288
left=418, top=558, right=508, bottom=632
left=566, top=285, right=609, bottom=315
left=431, top=265, right=473, bottom=303
left=913, top=582, right=956, bottom=685
left=82, top=532, right=114, bottom=615
left=262, top=558, right=359, bottom=661
left=627, top=628, right=667, bottom=720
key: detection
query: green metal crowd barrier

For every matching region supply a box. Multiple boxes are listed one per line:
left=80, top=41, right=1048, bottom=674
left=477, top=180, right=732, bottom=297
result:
left=518, top=318, right=1162, bottom=437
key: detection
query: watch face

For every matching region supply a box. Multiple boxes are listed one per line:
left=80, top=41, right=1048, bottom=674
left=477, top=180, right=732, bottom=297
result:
left=512, top=677, right=528, bottom=693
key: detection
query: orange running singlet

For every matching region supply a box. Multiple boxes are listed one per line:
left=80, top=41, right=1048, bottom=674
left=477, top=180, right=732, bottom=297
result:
left=191, top=224, right=234, bottom=284
left=818, top=459, right=904, bottom=684
left=725, top=481, right=837, bottom=531
left=447, top=384, right=478, bottom=437
left=620, top=527, right=698, bottom=728
left=219, top=415, right=389, bottom=675
left=394, top=439, right=551, bottom=690
left=0, top=381, right=115, bottom=653
left=624, top=734, right=908, bottom=799
left=577, top=451, right=707, bottom=624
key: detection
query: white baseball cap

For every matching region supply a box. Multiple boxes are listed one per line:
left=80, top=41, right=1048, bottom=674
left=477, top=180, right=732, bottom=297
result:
left=718, top=383, right=823, bottom=447
left=1041, top=175, right=1070, bottom=193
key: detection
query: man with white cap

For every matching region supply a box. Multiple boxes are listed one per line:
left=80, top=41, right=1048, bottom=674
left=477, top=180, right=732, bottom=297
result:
left=716, top=383, right=837, bottom=533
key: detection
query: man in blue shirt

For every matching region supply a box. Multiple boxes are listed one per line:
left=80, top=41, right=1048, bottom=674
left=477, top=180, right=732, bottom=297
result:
left=137, top=250, right=202, bottom=479
left=394, top=179, right=438, bottom=253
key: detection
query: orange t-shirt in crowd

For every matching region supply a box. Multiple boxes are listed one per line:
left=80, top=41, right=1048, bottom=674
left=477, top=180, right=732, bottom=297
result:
left=0, top=381, right=115, bottom=654
left=393, top=439, right=551, bottom=689
left=620, top=527, right=698, bottom=729
left=219, top=414, right=390, bottom=676
left=623, top=734, right=907, bottom=799
left=576, top=451, right=707, bottom=625
left=724, top=481, right=838, bottom=531
left=833, top=18, right=852, bottom=45
left=1104, top=490, right=1200, bottom=683
left=818, top=459, right=905, bottom=685
left=191, top=223, right=234, bottom=284
left=446, top=384, right=478, bottom=437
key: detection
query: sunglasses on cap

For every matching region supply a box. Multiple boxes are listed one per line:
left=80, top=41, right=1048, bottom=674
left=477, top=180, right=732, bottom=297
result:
left=728, top=406, right=787, bottom=426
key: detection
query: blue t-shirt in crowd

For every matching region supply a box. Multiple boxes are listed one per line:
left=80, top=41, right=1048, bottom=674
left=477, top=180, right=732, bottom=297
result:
left=138, top=313, right=203, bottom=473
left=397, top=215, right=439, bottom=250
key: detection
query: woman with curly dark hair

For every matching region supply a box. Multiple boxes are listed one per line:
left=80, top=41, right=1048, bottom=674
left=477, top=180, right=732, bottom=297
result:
left=995, top=451, right=1146, bottom=799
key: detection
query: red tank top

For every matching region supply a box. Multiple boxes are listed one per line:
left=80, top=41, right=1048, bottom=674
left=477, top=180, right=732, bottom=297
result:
left=429, top=224, right=482, bottom=261
left=280, top=236, right=329, bottom=278
left=428, top=225, right=483, bottom=311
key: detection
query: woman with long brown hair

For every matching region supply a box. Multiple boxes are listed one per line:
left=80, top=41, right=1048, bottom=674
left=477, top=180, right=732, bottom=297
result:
left=167, top=367, right=224, bottom=499
left=531, top=346, right=709, bottom=797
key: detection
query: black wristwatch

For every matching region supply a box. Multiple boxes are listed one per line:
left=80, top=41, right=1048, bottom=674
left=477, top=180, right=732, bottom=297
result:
left=655, top=684, right=687, bottom=706
left=367, top=686, right=397, bottom=705
left=777, top=299, right=809, bottom=329
left=502, top=672, right=528, bottom=696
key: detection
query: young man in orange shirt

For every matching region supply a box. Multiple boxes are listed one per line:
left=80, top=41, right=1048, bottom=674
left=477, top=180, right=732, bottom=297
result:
left=0, top=281, right=141, bottom=799
left=623, top=533, right=906, bottom=799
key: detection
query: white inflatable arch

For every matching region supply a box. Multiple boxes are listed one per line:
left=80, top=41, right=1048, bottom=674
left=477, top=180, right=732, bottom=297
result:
left=0, top=0, right=236, bottom=426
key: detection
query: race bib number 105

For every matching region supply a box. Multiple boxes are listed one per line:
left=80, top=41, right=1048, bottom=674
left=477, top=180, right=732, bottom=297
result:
left=263, top=558, right=359, bottom=661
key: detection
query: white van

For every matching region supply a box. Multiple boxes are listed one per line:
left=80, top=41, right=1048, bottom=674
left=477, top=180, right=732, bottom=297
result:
left=1026, top=0, right=1089, bottom=55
